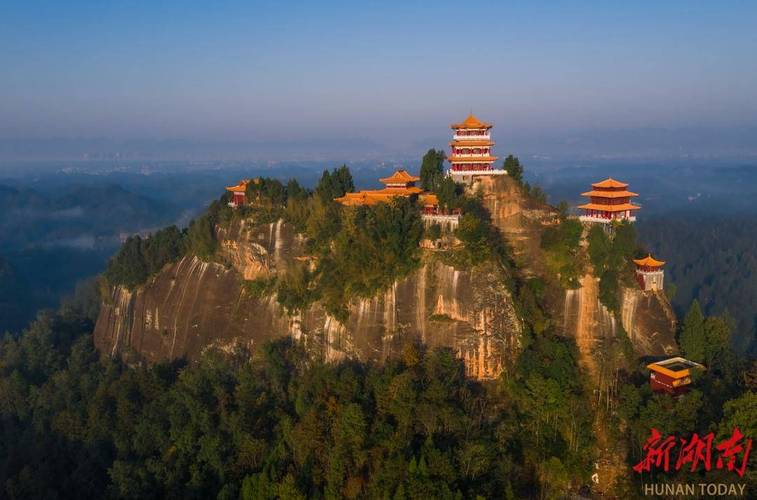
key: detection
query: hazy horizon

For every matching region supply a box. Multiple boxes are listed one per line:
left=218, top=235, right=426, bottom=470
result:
left=2, top=1, right=757, bottom=161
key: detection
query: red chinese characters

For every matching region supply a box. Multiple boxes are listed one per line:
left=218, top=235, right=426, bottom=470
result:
left=633, top=427, right=752, bottom=477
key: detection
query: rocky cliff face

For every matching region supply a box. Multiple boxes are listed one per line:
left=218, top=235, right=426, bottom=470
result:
left=94, top=217, right=521, bottom=379
left=562, top=277, right=677, bottom=358
left=477, top=176, right=677, bottom=356
left=95, top=176, right=677, bottom=382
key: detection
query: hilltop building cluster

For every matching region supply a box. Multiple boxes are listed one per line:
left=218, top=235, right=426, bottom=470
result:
left=223, top=113, right=698, bottom=398
left=577, top=176, right=666, bottom=292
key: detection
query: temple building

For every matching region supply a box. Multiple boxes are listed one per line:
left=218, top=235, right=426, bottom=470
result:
left=647, top=357, right=703, bottom=395
left=578, top=178, right=640, bottom=224
left=334, top=169, right=423, bottom=206
left=226, top=179, right=251, bottom=208
left=634, top=254, right=665, bottom=291
left=334, top=169, right=459, bottom=228
left=448, top=114, right=507, bottom=182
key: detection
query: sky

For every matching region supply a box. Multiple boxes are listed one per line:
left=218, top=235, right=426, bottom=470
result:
left=1, top=1, right=757, bottom=158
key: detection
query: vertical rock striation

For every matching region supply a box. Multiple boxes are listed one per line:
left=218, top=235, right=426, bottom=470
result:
left=95, top=218, right=522, bottom=379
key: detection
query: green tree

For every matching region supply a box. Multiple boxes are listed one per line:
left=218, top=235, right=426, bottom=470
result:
left=425, top=223, right=442, bottom=241
left=503, top=155, right=523, bottom=183
left=316, top=165, right=354, bottom=202
left=419, top=149, right=446, bottom=191
left=186, top=213, right=217, bottom=260
left=587, top=225, right=610, bottom=272
left=679, top=300, right=706, bottom=362
left=435, top=175, right=462, bottom=210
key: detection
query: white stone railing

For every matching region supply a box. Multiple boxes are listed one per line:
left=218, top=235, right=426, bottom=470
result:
left=421, top=214, right=461, bottom=223
left=453, top=134, right=490, bottom=140
left=579, top=215, right=636, bottom=224
left=448, top=169, right=508, bottom=177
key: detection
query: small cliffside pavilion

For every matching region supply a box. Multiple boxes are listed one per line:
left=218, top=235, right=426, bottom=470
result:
left=634, top=254, right=665, bottom=292
left=226, top=179, right=251, bottom=207
left=647, top=357, right=703, bottom=395
left=448, top=114, right=507, bottom=182
left=578, top=177, right=640, bottom=224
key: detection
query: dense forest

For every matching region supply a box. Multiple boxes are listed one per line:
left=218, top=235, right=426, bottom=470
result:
left=2, top=255, right=754, bottom=498
left=639, top=214, right=757, bottom=355
left=1, top=279, right=599, bottom=499
left=2, top=160, right=756, bottom=498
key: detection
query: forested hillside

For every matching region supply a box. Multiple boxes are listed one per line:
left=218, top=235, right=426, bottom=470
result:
left=1, top=286, right=598, bottom=499
left=638, top=215, right=757, bottom=355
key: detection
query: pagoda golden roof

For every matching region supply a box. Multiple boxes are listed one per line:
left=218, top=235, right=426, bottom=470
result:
left=577, top=202, right=641, bottom=212
left=379, top=169, right=420, bottom=185
left=448, top=155, right=498, bottom=163
left=335, top=169, right=442, bottom=207
left=225, top=179, right=251, bottom=192
left=451, top=113, right=492, bottom=130
left=420, top=193, right=439, bottom=206
left=449, top=139, right=494, bottom=147
left=581, top=190, right=639, bottom=198
left=633, top=254, right=665, bottom=268
left=592, top=177, right=628, bottom=189
left=334, top=186, right=423, bottom=206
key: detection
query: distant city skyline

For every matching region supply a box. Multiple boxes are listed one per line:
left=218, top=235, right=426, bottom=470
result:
left=2, top=1, right=756, bottom=159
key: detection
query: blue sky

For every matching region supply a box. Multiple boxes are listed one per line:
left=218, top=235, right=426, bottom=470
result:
left=2, top=1, right=756, bottom=152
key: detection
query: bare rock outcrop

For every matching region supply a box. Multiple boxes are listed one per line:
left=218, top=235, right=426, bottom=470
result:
left=94, top=218, right=522, bottom=379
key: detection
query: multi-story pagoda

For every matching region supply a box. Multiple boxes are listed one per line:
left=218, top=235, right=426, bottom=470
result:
left=448, top=114, right=507, bottom=181
left=578, top=178, right=640, bottom=224
left=226, top=179, right=251, bottom=208
left=633, top=254, right=665, bottom=291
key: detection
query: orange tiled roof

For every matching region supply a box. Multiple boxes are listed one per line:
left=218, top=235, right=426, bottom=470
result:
left=581, top=190, right=639, bottom=198
left=334, top=187, right=423, bottom=206
left=225, top=179, right=251, bottom=192
left=592, top=178, right=628, bottom=189
left=448, top=155, right=498, bottom=163
left=578, top=202, right=641, bottom=212
left=451, top=114, right=492, bottom=130
left=420, top=193, right=439, bottom=206
left=449, top=139, right=494, bottom=147
left=647, top=357, right=703, bottom=379
left=379, top=169, right=420, bottom=185
left=633, top=254, right=665, bottom=267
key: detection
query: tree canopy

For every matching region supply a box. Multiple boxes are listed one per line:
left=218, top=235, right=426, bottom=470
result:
left=419, top=149, right=446, bottom=191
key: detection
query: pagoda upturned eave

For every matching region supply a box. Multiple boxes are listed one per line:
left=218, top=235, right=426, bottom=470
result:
left=592, top=177, right=629, bottom=189
left=580, top=190, right=639, bottom=198
left=633, top=254, right=665, bottom=267
left=450, top=113, right=492, bottom=130
left=577, top=202, right=640, bottom=212
left=378, top=169, right=420, bottom=185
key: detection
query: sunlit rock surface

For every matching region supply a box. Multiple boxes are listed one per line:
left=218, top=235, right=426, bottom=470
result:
left=95, top=218, right=522, bottom=379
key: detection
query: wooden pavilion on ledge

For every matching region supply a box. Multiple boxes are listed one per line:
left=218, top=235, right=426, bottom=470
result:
left=647, top=357, right=704, bottom=395
left=226, top=179, right=252, bottom=208
left=633, top=254, right=665, bottom=292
